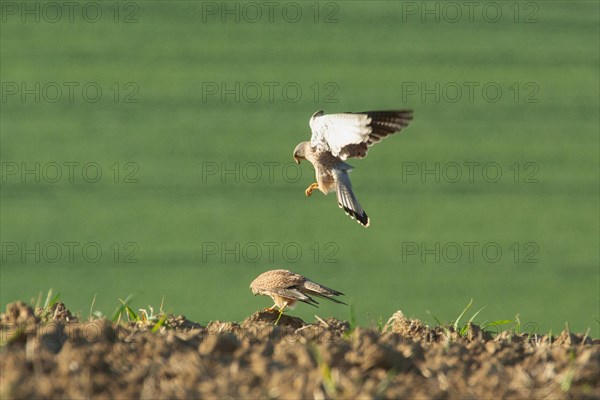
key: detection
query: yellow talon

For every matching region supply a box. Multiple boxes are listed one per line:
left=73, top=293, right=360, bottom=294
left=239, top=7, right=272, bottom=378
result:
left=305, top=183, right=319, bottom=197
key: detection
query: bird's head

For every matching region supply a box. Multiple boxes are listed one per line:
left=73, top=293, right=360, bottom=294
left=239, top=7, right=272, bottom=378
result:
left=293, top=141, right=308, bottom=164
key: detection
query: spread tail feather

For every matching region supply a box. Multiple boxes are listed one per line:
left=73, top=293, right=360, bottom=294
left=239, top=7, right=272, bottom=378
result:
left=334, top=168, right=370, bottom=227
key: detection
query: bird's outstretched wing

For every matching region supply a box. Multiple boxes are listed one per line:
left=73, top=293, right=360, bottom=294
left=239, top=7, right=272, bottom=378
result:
left=309, top=110, right=413, bottom=160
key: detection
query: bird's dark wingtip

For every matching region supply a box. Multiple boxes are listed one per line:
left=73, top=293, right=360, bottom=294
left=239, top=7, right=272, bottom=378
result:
left=339, top=204, right=370, bottom=227
left=311, top=292, right=347, bottom=305
left=301, top=295, right=320, bottom=307
left=329, top=297, right=348, bottom=305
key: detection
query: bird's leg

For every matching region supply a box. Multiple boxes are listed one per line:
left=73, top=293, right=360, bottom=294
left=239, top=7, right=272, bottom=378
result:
left=305, top=182, right=319, bottom=197
left=264, top=304, right=278, bottom=312
left=274, top=303, right=289, bottom=326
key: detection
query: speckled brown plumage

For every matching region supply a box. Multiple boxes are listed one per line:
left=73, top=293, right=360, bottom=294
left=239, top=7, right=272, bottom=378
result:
left=250, top=269, right=346, bottom=311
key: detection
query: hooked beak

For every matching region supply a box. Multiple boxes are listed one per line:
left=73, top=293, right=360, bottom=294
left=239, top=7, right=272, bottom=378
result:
left=293, top=156, right=301, bottom=164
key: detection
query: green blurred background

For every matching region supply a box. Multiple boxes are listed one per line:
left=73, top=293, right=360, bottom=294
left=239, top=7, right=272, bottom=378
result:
left=1, top=1, right=598, bottom=336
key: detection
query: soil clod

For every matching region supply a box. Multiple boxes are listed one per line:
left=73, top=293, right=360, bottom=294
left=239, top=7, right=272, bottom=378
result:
left=1, top=301, right=598, bottom=399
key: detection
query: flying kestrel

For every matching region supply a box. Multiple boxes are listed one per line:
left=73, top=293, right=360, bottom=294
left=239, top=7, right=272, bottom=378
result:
left=293, top=110, right=414, bottom=227
left=250, top=269, right=346, bottom=314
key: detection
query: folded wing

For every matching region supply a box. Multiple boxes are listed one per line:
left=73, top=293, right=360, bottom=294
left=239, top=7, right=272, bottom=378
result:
left=303, top=280, right=347, bottom=305
left=270, top=287, right=320, bottom=307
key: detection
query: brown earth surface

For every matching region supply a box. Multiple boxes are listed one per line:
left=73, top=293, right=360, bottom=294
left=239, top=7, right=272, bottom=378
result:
left=1, top=301, right=598, bottom=399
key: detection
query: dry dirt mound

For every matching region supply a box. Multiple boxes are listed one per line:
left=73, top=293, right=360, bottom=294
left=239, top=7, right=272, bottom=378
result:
left=1, top=302, right=598, bottom=399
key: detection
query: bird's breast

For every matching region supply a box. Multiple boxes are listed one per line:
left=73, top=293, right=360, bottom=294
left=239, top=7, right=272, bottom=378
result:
left=270, top=294, right=297, bottom=309
left=311, top=153, right=339, bottom=195
left=318, top=175, right=336, bottom=194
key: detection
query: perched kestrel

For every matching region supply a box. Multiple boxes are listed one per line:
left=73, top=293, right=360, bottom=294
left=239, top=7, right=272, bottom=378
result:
left=293, top=110, right=414, bottom=227
left=250, top=269, right=346, bottom=313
